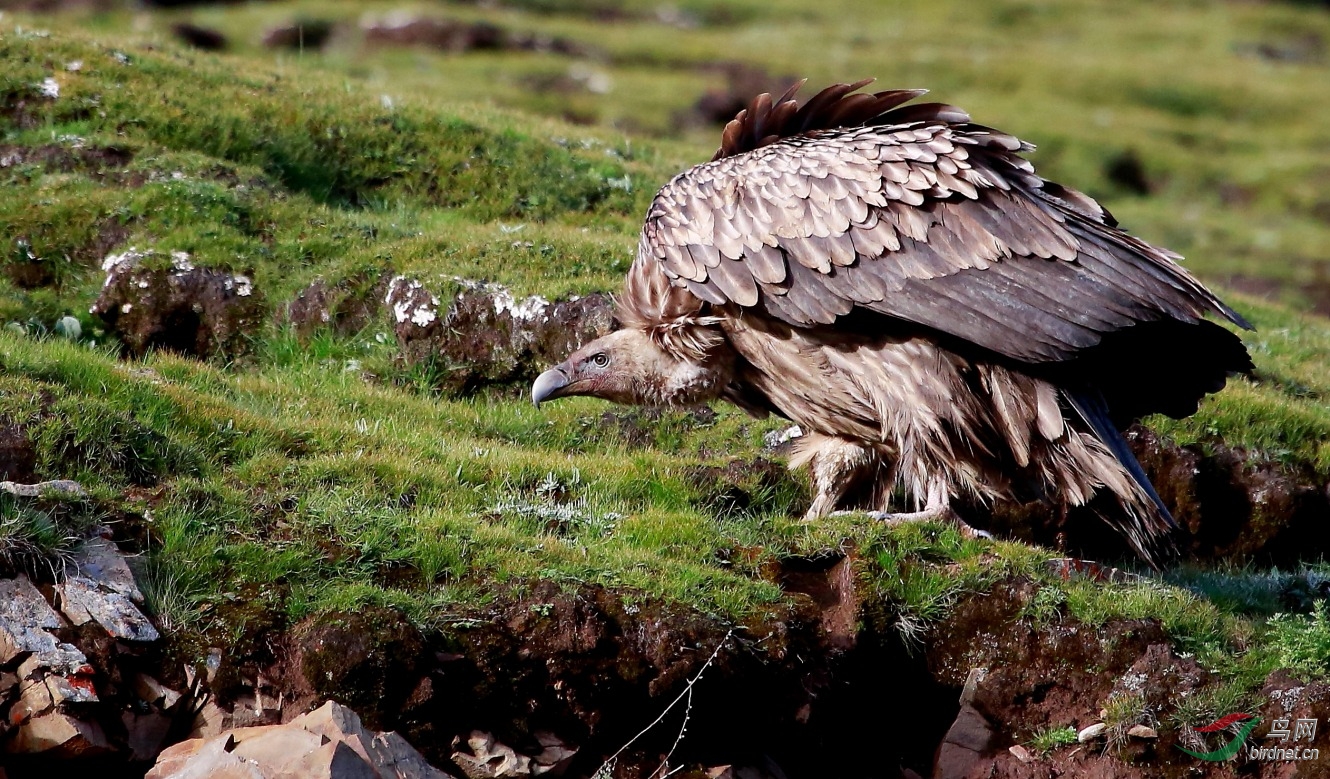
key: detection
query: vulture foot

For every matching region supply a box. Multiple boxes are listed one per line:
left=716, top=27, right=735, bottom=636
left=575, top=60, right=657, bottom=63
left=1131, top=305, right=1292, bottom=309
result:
left=864, top=506, right=993, bottom=540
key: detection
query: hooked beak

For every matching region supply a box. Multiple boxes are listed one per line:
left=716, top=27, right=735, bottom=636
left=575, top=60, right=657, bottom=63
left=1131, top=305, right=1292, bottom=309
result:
left=531, top=366, right=571, bottom=407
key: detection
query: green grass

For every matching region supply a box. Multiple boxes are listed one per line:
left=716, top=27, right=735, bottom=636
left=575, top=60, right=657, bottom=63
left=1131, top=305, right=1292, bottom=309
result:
left=1266, top=603, right=1330, bottom=680
left=0, top=2, right=1328, bottom=725
left=1028, top=725, right=1078, bottom=754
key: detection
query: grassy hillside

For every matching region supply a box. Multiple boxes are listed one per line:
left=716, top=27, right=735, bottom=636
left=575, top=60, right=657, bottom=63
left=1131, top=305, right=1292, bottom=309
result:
left=1, top=0, right=1329, bottom=730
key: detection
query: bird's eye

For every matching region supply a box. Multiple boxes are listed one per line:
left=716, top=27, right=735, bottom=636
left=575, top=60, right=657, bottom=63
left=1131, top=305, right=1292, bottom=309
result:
left=591, top=353, right=610, bottom=368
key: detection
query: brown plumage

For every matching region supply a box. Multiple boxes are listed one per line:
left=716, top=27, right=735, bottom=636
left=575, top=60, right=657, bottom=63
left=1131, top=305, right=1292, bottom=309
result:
left=532, top=81, right=1254, bottom=563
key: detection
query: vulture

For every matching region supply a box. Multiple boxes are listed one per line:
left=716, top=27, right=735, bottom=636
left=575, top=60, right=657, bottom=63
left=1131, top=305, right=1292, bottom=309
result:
left=531, top=80, right=1253, bottom=562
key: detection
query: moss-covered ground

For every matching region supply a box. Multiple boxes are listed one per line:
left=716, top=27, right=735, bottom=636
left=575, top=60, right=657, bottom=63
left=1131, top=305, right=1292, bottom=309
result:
left=1, top=0, right=1329, bottom=729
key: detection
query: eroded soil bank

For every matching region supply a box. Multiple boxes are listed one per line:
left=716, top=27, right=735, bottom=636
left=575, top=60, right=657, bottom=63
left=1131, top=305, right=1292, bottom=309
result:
left=5, top=531, right=1326, bottom=778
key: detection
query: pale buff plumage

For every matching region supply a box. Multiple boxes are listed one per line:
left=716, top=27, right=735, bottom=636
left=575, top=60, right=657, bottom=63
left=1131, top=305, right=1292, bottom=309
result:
left=534, top=81, right=1253, bottom=562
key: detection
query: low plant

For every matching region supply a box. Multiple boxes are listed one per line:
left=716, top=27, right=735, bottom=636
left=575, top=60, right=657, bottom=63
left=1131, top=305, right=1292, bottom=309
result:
left=1028, top=726, right=1078, bottom=753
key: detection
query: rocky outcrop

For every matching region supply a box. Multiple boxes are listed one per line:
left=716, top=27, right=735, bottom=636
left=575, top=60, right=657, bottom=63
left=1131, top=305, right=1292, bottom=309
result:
left=385, top=276, right=613, bottom=395
left=91, top=248, right=265, bottom=359
left=283, top=275, right=391, bottom=339
left=147, top=701, right=455, bottom=779
left=0, top=522, right=162, bottom=762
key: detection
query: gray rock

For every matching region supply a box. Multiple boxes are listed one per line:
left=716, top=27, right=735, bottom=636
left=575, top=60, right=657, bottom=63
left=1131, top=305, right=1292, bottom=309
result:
left=0, top=575, right=89, bottom=675
left=0, top=479, right=86, bottom=498
left=931, top=704, right=994, bottom=779
left=57, top=533, right=159, bottom=642
left=24, top=654, right=98, bottom=706
left=57, top=576, right=159, bottom=642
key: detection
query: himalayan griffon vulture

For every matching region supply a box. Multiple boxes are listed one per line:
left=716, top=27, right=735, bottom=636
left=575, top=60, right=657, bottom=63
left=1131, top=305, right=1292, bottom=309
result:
left=531, top=81, right=1253, bottom=561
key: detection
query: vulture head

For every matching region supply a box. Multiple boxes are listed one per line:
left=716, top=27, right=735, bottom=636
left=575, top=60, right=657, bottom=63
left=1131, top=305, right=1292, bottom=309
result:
left=531, top=329, right=731, bottom=408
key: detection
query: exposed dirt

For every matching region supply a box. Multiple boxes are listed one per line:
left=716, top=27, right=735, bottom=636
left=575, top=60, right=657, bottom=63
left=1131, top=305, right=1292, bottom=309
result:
left=362, top=17, right=588, bottom=57
left=170, top=22, right=227, bottom=51
left=281, top=274, right=390, bottom=339
left=0, top=143, right=135, bottom=175
left=0, top=420, right=38, bottom=484
left=688, top=455, right=805, bottom=520
left=981, top=425, right=1330, bottom=566
left=262, top=21, right=336, bottom=50
left=681, top=63, right=802, bottom=130
left=8, top=525, right=1330, bottom=779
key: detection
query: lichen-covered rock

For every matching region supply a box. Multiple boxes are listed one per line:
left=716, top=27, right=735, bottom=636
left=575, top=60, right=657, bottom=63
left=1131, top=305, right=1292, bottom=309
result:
left=91, top=248, right=265, bottom=359
left=385, top=276, right=613, bottom=395
left=54, top=531, right=159, bottom=642
left=0, top=575, right=90, bottom=675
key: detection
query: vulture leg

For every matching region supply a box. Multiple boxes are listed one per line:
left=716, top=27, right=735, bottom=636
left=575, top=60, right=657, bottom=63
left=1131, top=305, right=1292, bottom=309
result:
left=866, top=480, right=993, bottom=540
left=795, top=434, right=880, bottom=520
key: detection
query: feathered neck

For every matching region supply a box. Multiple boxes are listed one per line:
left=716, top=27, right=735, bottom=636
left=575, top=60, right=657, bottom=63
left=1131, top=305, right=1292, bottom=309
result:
left=617, top=254, right=726, bottom=363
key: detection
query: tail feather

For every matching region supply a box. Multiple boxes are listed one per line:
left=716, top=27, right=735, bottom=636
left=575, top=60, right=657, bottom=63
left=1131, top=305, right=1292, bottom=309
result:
left=1066, top=388, right=1173, bottom=525
left=1066, top=387, right=1176, bottom=567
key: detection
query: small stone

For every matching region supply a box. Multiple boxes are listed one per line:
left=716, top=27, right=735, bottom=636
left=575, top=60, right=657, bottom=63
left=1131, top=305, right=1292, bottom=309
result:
left=150, top=700, right=455, bottom=779
left=7, top=710, right=112, bottom=757
left=228, top=692, right=279, bottom=729
left=0, top=479, right=86, bottom=498
left=16, top=650, right=96, bottom=709
left=43, top=669, right=99, bottom=706
left=134, top=674, right=183, bottom=710
left=1008, top=744, right=1035, bottom=763
left=1127, top=724, right=1158, bottom=739
left=1077, top=723, right=1108, bottom=743
left=188, top=700, right=232, bottom=739
left=452, top=730, right=532, bottom=778
left=54, top=316, right=81, bottom=340
left=959, top=667, right=986, bottom=706
left=531, top=731, right=577, bottom=776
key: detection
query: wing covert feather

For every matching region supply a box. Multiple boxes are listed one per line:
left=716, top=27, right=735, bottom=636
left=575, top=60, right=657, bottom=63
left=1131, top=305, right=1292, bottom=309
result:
left=633, top=94, right=1248, bottom=365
